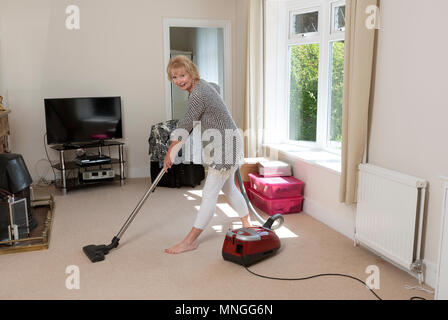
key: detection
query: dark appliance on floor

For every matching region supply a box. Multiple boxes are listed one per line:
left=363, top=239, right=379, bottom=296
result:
left=150, top=161, right=205, bottom=188
left=0, top=153, right=36, bottom=241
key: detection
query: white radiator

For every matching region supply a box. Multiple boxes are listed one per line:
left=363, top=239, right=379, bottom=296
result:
left=355, top=164, right=427, bottom=279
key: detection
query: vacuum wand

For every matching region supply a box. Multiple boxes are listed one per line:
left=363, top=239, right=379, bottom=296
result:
left=83, top=168, right=166, bottom=263
left=116, top=168, right=165, bottom=239
left=83, top=138, right=185, bottom=263
left=235, top=168, right=284, bottom=230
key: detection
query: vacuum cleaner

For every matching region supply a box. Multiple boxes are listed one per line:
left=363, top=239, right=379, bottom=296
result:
left=222, top=214, right=283, bottom=266
left=221, top=170, right=284, bottom=267
left=83, top=166, right=284, bottom=264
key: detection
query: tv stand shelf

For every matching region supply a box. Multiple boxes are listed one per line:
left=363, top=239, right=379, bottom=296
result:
left=50, top=141, right=126, bottom=195
left=50, top=140, right=124, bottom=151
left=52, top=158, right=122, bottom=170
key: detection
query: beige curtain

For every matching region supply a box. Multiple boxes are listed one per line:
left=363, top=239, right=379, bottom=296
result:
left=243, top=0, right=264, bottom=158
left=339, top=0, right=379, bottom=204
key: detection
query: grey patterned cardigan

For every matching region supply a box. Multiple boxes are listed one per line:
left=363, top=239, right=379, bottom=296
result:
left=174, top=79, right=243, bottom=172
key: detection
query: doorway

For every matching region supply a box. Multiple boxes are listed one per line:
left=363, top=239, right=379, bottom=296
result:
left=163, top=18, right=232, bottom=121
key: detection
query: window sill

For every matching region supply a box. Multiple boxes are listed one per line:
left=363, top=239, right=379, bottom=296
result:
left=265, top=143, right=341, bottom=174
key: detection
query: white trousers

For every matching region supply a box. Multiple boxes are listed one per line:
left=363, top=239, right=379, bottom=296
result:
left=194, top=167, right=249, bottom=229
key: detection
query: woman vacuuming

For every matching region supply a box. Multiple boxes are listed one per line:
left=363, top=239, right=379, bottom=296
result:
left=163, top=55, right=251, bottom=254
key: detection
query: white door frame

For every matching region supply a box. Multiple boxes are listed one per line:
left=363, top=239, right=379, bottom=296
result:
left=162, top=18, right=232, bottom=120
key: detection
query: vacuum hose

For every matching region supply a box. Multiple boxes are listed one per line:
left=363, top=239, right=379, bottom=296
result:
left=235, top=168, right=284, bottom=230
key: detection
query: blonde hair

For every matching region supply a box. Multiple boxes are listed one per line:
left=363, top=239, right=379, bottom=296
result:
left=166, top=55, right=200, bottom=82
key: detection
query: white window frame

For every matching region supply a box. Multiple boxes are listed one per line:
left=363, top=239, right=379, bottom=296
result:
left=330, top=0, right=346, bottom=35
left=327, top=0, right=345, bottom=150
left=272, top=0, right=344, bottom=154
left=289, top=6, right=320, bottom=40
left=286, top=5, right=322, bottom=149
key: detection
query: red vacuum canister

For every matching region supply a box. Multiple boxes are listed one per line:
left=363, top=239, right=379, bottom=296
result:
left=222, top=215, right=282, bottom=266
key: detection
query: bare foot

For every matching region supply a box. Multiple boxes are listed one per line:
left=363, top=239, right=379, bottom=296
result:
left=164, top=240, right=198, bottom=254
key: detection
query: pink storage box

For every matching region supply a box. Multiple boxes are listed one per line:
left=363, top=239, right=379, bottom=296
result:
left=258, top=160, right=292, bottom=177
left=248, top=188, right=303, bottom=216
left=248, top=173, right=304, bottom=199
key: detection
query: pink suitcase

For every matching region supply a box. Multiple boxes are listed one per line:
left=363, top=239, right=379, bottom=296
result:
left=248, top=187, right=303, bottom=216
left=248, top=173, right=304, bottom=199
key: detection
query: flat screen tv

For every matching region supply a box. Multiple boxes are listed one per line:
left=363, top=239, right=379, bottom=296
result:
left=44, top=96, right=123, bottom=145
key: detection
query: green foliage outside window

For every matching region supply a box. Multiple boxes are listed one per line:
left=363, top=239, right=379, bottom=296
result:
left=289, top=44, right=319, bottom=141
left=289, top=41, right=344, bottom=144
left=329, top=41, right=344, bottom=143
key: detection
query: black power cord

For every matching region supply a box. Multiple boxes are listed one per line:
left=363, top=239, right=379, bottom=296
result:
left=43, top=133, right=57, bottom=183
left=243, top=260, right=427, bottom=300
left=243, top=265, right=383, bottom=300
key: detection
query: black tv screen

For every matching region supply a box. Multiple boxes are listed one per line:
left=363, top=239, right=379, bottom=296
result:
left=44, top=96, right=123, bottom=145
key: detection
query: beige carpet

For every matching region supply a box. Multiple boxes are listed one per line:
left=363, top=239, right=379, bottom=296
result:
left=0, top=178, right=434, bottom=300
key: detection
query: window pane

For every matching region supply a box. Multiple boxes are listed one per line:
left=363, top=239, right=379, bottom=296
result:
left=289, top=44, right=319, bottom=141
left=292, top=11, right=318, bottom=35
left=328, top=41, right=345, bottom=145
left=334, top=5, right=345, bottom=31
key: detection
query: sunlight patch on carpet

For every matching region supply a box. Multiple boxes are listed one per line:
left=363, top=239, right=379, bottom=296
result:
left=187, top=189, right=224, bottom=197
left=275, top=225, right=299, bottom=238
left=187, top=190, right=203, bottom=197
left=216, top=203, right=239, bottom=218
left=211, top=225, right=223, bottom=233
left=183, top=193, right=196, bottom=200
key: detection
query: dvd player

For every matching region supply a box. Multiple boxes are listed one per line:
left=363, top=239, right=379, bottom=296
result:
left=81, top=169, right=115, bottom=181
left=75, top=155, right=111, bottom=166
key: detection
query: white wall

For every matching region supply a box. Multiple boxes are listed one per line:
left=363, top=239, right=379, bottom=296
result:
left=367, top=0, right=448, bottom=286
left=0, top=0, right=243, bottom=180
left=275, top=150, right=356, bottom=240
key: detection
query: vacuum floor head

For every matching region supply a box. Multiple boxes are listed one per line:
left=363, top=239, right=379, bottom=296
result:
left=222, top=226, right=281, bottom=267
left=83, top=237, right=120, bottom=263
left=83, top=244, right=109, bottom=263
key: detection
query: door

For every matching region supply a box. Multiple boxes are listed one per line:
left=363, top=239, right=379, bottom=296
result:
left=163, top=18, right=232, bottom=121
left=170, top=50, right=193, bottom=121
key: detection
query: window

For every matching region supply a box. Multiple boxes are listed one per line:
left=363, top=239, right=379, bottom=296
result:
left=332, top=2, right=346, bottom=32
left=290, top=9, right=319, bottom=37
left=289, top=43, right=319, bottom=142
left=328, top=40, right=344, bottom=146
left=266, top=0, right=345, bottom=153
left=328, top=1, right=345, bottom=148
